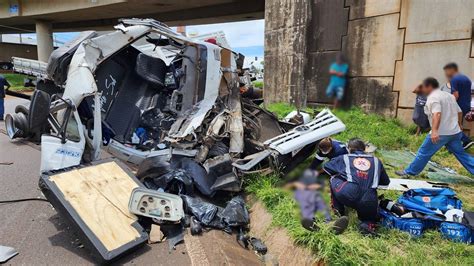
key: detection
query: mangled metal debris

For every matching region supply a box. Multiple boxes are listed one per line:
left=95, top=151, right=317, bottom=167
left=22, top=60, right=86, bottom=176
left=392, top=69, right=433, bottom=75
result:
left=7, top=18, right=345, bottom=181
left=5, top=18, right=346, bottom=262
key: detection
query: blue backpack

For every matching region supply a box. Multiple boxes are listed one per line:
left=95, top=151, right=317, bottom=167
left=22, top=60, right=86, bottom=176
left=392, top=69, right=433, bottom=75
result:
left=440, top=222, right=473, bottom=244
left=380, top=188, right=472, bottom=243
left=398, top=188, right=462, bottom=213
left=379, top=209, right=424, bottom=237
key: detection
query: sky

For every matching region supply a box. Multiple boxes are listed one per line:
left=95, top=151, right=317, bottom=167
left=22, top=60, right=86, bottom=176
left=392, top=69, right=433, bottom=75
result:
left=185, top=19, right=265, bottom=66
left=2, top=19, right=265, bottom=66
left=186, top=20, right=264, bottom=53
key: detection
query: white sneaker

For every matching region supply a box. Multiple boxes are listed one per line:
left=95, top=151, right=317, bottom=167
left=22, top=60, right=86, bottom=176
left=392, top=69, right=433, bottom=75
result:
left=463, top=141, right=474, bottom=150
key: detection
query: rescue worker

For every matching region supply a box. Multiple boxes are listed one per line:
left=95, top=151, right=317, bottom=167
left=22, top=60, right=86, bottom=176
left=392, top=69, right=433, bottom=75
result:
left=309, top=137, right=348, bottom=171
left=323, top=138, right=390, bottom=236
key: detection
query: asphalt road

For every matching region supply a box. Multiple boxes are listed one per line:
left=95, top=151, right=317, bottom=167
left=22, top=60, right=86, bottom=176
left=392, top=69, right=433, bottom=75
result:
left=0, top=96, right=261, bottom=265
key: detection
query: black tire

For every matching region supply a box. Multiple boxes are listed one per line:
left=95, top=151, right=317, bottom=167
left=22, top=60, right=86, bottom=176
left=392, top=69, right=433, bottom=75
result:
left=14, top=112, right=29, bottom=133
left=15, top=104, right=30, bottom=115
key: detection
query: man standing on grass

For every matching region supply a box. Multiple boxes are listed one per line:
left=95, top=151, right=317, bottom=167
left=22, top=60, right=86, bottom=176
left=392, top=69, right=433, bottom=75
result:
left=0, top=74, right=11, bottom=121
left=443, top=63, right=473, bottom=149
left=396, top=77, right=474, bottom=177
left=326, top=54, right=349, bottom=108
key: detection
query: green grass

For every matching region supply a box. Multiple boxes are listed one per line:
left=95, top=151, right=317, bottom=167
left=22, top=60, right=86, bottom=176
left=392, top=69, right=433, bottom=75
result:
left=2, top=73, right=31, bottom=91
left=246, top=175, right=474, bottom=265
left=266, top=104, right=472, bottom=175
left=266, top=102, right=316, bottom=119
left=248, top=104, right=474, bottom=265
left=267, top=104, right=412, bottom=149
left=252, top=80, right=264, bottom=89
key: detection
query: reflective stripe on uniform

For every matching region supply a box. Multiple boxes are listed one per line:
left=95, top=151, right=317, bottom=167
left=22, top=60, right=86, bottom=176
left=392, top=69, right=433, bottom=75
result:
left=315, top=153, right=326, bottom=161
left=348, top=153, right=373, bottom=158
left=372, top=158, right=380, bottom=188
left=343, top=155, right=353, bottom=182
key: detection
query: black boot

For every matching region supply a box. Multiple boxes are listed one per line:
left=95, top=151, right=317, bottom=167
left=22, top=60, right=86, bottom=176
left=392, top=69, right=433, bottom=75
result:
left=301, top=218, right=320, bottom=231
left=331, top=216, right=349, bottom=235
left=359, top=222, right=378, bottom=237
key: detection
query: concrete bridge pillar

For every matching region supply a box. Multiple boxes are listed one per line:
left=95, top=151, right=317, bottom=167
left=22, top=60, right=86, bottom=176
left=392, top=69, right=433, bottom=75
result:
left=265, top=0, right=473, bottom=127
left=263, top=0, right=399, bottom=117
left=263, top=0, right=310, bottom=108
left=35, top=20, right=54, bottom=62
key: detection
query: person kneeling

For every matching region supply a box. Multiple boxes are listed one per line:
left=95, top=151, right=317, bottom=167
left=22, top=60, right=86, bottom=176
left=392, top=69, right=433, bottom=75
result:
left=323, top=138, right=391, bottom=236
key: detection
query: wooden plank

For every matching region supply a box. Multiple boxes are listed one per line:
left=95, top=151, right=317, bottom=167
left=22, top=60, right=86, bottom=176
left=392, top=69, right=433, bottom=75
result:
left=79, top=162, right=139, bottom=218
left=49, top=162, right=141, bottom=251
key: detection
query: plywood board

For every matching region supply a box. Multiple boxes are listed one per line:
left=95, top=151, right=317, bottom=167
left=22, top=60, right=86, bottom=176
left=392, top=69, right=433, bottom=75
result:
left=49, top=161, right=140, bottom=251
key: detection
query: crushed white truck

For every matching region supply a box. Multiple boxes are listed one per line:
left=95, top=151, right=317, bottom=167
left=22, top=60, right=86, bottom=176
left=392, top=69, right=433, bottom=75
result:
left=6, top=19, right=346, bottom=193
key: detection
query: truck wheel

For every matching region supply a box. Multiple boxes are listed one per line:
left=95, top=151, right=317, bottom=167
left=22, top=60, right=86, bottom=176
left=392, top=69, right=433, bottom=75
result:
left=15, top=104, right=29, bottom=115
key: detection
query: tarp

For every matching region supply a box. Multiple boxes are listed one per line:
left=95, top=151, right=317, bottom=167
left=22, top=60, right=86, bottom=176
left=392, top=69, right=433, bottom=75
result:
left=379, top=150, right=474, bottom=184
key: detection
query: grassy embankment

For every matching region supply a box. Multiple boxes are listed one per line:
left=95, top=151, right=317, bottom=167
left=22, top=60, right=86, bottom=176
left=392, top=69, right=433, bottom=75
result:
left=246, top=104, right=474, bottom=265
left=2, top=73, right=32, bottom=92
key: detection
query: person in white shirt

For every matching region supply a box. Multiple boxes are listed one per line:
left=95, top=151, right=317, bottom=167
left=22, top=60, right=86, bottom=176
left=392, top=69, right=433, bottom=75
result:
left=396, top=77, right=474, bottom=176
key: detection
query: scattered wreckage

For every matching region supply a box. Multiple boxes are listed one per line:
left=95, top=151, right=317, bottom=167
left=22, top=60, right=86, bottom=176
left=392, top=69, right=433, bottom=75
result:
left=5, top=19, right=346, bottom=262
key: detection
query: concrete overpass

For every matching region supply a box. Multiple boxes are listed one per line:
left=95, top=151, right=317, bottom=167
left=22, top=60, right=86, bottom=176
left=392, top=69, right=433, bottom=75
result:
left=0, top=0, right=264, bottom=61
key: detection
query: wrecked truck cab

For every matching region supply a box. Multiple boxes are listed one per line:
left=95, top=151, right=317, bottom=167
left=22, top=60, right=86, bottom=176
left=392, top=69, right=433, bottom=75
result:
left=27, top=19, right=237, bottom=172
left=86, top=35, right=226, bottom=166
left=7, top=19, right=346, bottom=192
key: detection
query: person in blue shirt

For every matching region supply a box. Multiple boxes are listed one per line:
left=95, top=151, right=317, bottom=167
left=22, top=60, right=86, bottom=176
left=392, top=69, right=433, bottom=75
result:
left=309, top=137, right=348, bottom=171
left=443, top=63, right=473, bottom=149
left=326, top=54, right=349, bottom=108
left=324, top=138, right=390, bottom=236
left=0, top=75, right=11, bottom=120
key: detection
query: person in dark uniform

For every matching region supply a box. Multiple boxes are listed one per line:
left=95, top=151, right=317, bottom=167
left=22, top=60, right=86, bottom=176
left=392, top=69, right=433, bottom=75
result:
left=323, top=138, right=390, bottom=236
left=0, top=74, right=11, bottom=120
left=412, top=84, right=430, bottom=135
left=309, top=137, right=348, bottom=171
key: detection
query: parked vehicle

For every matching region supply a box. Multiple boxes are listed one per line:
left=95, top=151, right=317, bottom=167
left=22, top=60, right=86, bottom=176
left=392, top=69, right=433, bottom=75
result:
left=0, top=61, right=13, bottom=71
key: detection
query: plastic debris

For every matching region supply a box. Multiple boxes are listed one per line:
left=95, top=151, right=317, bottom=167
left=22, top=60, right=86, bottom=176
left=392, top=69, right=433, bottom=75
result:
left=0, top=245, right=18, bottom=263
left=148, top=224, right=164, bottom=244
